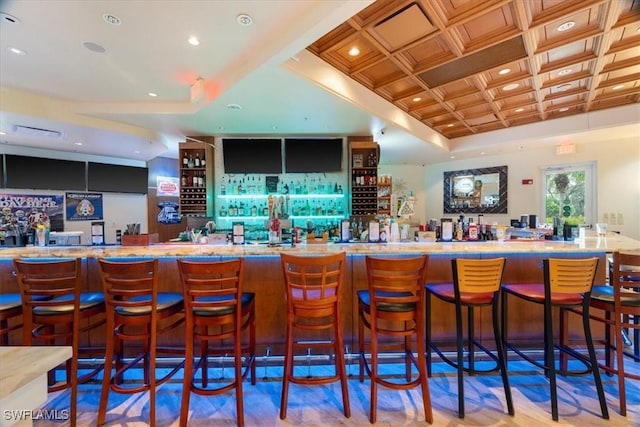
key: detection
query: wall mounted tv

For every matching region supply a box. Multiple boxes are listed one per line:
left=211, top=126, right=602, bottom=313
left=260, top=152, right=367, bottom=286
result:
left=285, top=138, right=343, bottom=172
left=223, top=138, right=282, bottom=174
left=88, top=162, right=148, bottom=194
left=4, top=155, right=86, bottom=190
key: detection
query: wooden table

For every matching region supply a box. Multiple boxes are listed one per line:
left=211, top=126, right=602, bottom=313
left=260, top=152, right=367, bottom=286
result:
left=0, top=346, right=72, bottom=427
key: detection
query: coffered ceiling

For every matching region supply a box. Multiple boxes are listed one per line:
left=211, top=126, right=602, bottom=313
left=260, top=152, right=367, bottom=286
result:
left=308, top=0, right=640, bottom=139
left=0, top=0, right=638, bottom=166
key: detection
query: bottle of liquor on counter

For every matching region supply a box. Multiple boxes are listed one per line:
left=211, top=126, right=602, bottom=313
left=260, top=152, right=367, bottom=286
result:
left=468, top=222, right=478, bottom=240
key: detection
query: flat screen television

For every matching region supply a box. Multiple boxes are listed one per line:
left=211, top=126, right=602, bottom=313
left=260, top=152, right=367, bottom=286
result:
left=4, top=154, right=86, bottom=190
left=285, top=138, right=343, bottom=172
left=88, top=162, right=148, bottom=194
left=223, top=139, right=282, bottom=174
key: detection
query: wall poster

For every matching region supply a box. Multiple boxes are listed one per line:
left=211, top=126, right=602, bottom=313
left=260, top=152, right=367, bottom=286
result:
left=66, top=192, right=104, bottom=221
left=0, top=193, right=65, bottom=232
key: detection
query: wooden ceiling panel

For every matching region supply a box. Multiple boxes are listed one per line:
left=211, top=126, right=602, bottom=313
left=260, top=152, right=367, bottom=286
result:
left=402, top=37, right=456, bottom=72
left=456, top=4, right=518, bottom=47
left=370, top=3, right=437, bottom=51
left=306, top=0, right=640, bottom=139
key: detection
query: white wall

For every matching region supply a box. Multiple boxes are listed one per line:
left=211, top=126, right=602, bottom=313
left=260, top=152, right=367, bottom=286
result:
left=402, top=137, right=640, bottom=240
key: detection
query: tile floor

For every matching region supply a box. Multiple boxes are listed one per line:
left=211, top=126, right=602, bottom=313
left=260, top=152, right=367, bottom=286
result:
left=32, top=352, right=639, bottom=427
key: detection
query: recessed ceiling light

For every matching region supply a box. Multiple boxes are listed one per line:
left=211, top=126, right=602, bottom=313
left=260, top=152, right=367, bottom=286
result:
left=0, top=12, right=20, bottom=24
left=412, top=97, right=421, bottom=102
left=447, top=123, right=454, bottom=127
left=134, top=150, right=141, bottom=154
left=557, top=84, right=572, bottom=91
left=272, top=125, right=278, bottom=130
left=450, top=155, right=456, bottom=159
left=103, top=13, right=121, bottom=26
left=74, top=142, right=83, bottom=146
left=236, top=13, right=253, bottom=26
left=558, top=68, right=572, bottom=76
left=559, top=107, right=569, bottom=112
left=148, top=92, right=158, bottom=97
left=613, top=84, right=625, bottom=90
left=557, top=21, right=575, bottom=32
left=226, top=103, right=242, bottom=110
left=0, top=131, right=6, bottom=135
left=348, top=46, right=360, bottom=56
left=498, top=68, right=511, bottom=75
left=188, top=36, right=200, bottom=46
left=480, top=151, right=485, bottom=155
left=503, top=83, right=519, bottom=91
left=82, top=41, right=106, bottom=53
left=515, top=108, right=524, bottom=112
left=8, top=47, right=26, bottom=55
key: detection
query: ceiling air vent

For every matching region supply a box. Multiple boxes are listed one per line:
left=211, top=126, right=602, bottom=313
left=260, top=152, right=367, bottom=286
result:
left=12, top=125, right=63, bottom=139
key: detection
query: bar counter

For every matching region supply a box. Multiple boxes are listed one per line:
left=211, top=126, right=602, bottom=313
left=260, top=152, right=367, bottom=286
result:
left=1, top=233, right=639, bottom=355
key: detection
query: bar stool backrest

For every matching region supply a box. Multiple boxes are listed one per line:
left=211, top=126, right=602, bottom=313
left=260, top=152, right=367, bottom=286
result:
left=545, top=257, right=598, bottom=294
left=177, top=258, right=244, bottom=317
left=98, top=258, right=158, bottom=313
left=365, top=255, right=428, bottom=308
left=613, top=252, right=640, bottom=298
left=280, top=252, right=345, bottom=318
left=453, top=258, right=505, bottom=294
left=14, top=258, right=81, bottom=306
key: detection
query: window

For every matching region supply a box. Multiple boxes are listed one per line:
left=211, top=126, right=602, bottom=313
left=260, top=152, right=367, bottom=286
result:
left=541, top=162, right=595, bottom=226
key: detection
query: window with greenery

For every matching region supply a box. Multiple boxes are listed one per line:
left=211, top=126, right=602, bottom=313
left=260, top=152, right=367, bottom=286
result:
left=542, top=163, right=595, bottom=226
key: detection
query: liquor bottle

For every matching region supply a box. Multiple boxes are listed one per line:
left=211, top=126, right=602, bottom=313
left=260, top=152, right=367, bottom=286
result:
left=200, top=154, right=206, bottom=167
left=182, top=152, right=189, bottom=168
left=250, top=203, right=257, bottom=217
left=187, top=154, right=195, bottom=168
left=194, top=153, right=201, bottom=168
left=181, top=172, right=187, bottom=187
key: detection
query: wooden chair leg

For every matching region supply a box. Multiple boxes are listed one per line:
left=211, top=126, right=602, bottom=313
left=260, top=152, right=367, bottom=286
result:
left=279, top=322, right=293, bottom=420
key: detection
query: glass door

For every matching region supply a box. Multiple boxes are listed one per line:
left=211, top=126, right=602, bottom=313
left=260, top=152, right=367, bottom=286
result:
left=541, top=162, right=596, bottom=227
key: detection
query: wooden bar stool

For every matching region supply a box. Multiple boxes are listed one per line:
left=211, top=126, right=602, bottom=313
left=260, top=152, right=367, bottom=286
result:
left=177, top=258, right=256, bottom=427
left=14, top=258, right=105, bottom=427
left=279, top=252, right=350, bottom=420
left=425, top=257, right=513, bottom=418
left=501, top=257, right=609, bottom=421
left=588, top=251, right=640, bottom=416
left=97, top=258, right=184, bottom=426
left=358, top=255, right=432, bottom=424
left=0, top=293, right=23, bottom=345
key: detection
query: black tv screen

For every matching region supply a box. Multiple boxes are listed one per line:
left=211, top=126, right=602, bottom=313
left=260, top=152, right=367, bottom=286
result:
left=5, top=155, right=86, bottom=190
left=285, top=138, right=343, bottom=172
left=223, top=139, right=282, bottom=174
left=88, top=162, right=148, bottom=194
left=0, top=154, right=4, bottom=188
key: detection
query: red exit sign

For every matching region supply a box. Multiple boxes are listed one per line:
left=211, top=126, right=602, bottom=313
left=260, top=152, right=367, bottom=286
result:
left=522, top=179, right=533, bottom=185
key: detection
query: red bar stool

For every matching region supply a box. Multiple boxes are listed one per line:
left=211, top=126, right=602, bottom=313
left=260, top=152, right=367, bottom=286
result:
left=501, top=257, right=609, bottom=421
left=177, top=258, right=256, bottom=427
left=0, top=293, right=22, bottom=345
left=588, top=251, right=640, bottom=416
left=97, top=258, right=184, bottom=426
left=14, top=258, right=105, bottom=427
left=279, top=252, right=350, bottom=420
left=358, top=255, right=432, bottom=424
left=425, top=257, right=513, bottom=418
